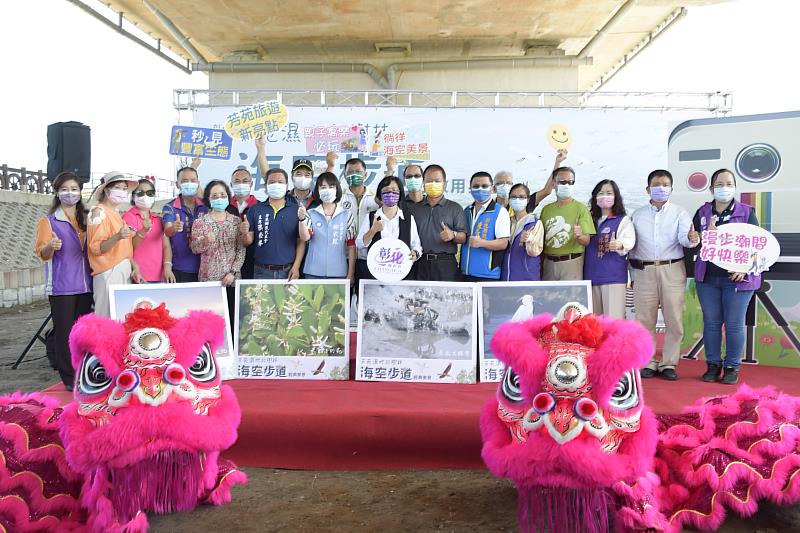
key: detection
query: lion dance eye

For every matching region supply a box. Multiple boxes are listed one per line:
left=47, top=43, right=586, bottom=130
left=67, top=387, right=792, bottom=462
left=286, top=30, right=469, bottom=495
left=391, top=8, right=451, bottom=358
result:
left=609, top=371, right=639, bottom=410
left=188, top=344, right=217, bottom=382
left=501, top=368, right=523, bottom=403
left=78, top=353, right=112, bottom=395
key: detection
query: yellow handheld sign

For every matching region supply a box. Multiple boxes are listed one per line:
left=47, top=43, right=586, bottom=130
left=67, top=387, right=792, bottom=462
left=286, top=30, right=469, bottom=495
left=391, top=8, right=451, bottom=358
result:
left=546, top=123, right=573, bottom=150
left=225, top=100, right=289, bottom=140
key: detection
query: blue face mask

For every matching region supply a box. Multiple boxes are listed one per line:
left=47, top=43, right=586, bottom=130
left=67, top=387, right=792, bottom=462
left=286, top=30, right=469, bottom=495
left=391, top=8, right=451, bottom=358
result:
left=471, top=187, right=491, bottom=202
left=509, top=198, right=528, bottom=213
left=231, top=183, right=251, bottom=197
left=210, top=198, right=229, bottom=211
left=180, top=182, right=198, bottom=196
left=405, top=176, right=422, bottom=192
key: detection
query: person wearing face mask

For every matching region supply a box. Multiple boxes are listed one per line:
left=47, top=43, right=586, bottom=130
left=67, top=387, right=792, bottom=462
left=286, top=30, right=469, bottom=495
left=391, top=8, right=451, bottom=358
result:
left=231, top=167, right=258, bottom=214
left=630, top=169, right=698, bottom=382
left=407, top=164, right=469, bottom=281
left=290, top=159, right=315, bottom=207
left=298, top=172, right=356, bottom=280
left=540, top=167, right=595, bottom=281
left=191, top=180, right=246, bottom=331
left=357, top=176, right=422, bottom=281
left=493, top=171, right=514, bottom=210
left=403, top=164, right=425, bottom=205
left=340, top=158, right=379, bottom=287
left=501, top=183, right=544, bottom=281
left=584, top=180, right=636, bottom=318
left=689, top=169, right=761, bottom=385
left=239, top=168, right=305, bottom=280
left=459, top=172, right=511, bottom=281
left=121, top=179, right=173, bottom=283
left=87, top=171, right=145, bottom=317
left=162, top=166, right=208, bottom=283
left=34, top=171, right=93, bottom=389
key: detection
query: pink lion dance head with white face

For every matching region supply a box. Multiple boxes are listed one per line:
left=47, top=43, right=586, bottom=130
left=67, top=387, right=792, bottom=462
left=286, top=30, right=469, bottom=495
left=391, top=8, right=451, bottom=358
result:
left=59, top=299, right=246, bottom=531
left=480, top=303, right=657, bottom=532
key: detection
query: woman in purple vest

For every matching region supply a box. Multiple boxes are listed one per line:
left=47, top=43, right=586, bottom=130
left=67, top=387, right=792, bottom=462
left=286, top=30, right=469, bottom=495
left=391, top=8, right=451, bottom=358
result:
left=500, top=184, right=543, bottom=281
left=584, top=180, right=635, bottom=318
left=34, top=171, right=93, bottom=390
left=691, top=169, right=761, bottom=385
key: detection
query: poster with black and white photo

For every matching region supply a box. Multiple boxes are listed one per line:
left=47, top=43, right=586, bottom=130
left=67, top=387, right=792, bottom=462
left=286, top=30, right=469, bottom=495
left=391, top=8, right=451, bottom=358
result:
left=478, top=281, right=592, bottom=382
left=356, top=280, right=478, bottom=383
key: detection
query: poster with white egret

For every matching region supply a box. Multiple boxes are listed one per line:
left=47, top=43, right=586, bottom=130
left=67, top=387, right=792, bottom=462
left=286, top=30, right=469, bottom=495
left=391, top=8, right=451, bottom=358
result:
left=357, top=280, right=478, bottom=384
left=478, top=281, right=592, bottom=382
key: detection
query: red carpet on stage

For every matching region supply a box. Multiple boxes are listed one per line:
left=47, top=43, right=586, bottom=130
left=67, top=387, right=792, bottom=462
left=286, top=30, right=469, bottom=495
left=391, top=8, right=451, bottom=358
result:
left=41, top=333, right=800, bottom=471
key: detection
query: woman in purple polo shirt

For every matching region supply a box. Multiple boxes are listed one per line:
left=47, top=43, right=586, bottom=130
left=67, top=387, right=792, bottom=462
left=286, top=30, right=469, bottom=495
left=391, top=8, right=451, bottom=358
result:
left=691, top=169, right=761, bottom=385
left=34, top=171, right=93, bottom=389
left=583, top=179, right=635, bottom=318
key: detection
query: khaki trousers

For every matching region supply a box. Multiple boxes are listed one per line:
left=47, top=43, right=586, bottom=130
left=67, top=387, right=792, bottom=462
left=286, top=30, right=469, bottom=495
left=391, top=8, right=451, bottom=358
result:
left=543, top=255, right=584, bottom=281
left=93, top=259, right=132, bottom=318
left=591, top=283, right=627, bottom=319
left=630, top=260, right=686, bottom=371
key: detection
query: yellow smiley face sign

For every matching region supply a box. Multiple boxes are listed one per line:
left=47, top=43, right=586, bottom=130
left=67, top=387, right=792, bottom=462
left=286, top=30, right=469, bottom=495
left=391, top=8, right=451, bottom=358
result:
left=546, top=123, right=573, bottom=150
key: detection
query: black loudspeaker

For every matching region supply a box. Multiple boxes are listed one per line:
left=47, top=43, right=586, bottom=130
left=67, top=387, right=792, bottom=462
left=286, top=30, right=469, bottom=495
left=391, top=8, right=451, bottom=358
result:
left=47, top=121, right=91, bottom=182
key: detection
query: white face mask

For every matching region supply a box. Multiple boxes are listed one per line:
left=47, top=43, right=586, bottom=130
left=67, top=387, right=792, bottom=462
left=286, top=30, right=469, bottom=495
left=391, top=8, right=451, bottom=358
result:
left=495, top=183, right=512, bottom=199
left=713, top=186, right=735, bottom=203
left=107, top=188, right=129, bottom=205
left=556, top=183, right=574, bottom=199
left=266, top=183, right=287, bottom=199
left=319, top=188, right=337, bottom=204
left=292, top=175, right=312, bottom=191
left=134, top=196, right=155, bottom=209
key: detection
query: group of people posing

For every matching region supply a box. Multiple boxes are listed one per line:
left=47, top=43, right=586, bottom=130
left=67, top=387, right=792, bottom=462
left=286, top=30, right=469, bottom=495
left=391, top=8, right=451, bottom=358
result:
left=35, top=143, right=761, bottom=390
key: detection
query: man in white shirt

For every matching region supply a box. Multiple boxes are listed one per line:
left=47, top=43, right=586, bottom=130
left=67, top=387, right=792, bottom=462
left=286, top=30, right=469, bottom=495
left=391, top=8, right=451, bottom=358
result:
left=340, top=158, right=379, bottom=287
left=459, top=171, right=511, bottom=281
left=629, top=169, right=700, bottom=381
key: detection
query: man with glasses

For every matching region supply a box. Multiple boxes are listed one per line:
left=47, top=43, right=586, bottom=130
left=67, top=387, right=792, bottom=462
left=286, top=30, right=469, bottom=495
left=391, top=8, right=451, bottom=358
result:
left=540, top=166, right=595, bottom=281
left=459, top=171, right=511, bottom=282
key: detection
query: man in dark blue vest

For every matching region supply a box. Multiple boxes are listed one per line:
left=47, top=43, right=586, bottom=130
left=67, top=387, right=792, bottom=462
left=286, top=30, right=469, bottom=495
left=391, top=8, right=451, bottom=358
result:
left=460, top=171, right=511, bottom=282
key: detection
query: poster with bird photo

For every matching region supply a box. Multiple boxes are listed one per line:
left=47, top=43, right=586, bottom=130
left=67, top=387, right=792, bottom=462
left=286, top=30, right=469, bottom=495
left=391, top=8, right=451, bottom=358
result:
left=478, top=281, right=592, bottom=382
left=234, top=280, right=350, bottom=380
left=356, top=280, right=479, bottom=384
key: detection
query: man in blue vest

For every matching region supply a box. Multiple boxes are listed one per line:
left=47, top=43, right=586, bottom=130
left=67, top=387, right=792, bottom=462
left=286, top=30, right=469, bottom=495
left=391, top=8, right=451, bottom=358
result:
left=460, top=171, right=511, bottom=281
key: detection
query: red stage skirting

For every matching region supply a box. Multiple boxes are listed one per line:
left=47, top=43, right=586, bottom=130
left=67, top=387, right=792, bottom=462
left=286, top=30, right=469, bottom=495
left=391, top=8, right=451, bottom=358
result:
left=41, top=333, right=800, bottom=470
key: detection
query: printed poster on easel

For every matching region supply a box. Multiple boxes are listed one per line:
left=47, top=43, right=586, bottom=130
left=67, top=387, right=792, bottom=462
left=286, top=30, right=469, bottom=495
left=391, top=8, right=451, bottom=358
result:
left=234, top=280, right=350, bottom=380
left=478, top=281, right=592, bottom=382
left=356, top=280, right=478, bottom=384
left=108, top=282, right=236, bottom=380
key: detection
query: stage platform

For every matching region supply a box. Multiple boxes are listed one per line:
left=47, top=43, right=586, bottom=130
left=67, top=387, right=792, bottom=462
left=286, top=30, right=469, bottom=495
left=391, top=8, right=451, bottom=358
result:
left=41, top=334, right=800, bottom=471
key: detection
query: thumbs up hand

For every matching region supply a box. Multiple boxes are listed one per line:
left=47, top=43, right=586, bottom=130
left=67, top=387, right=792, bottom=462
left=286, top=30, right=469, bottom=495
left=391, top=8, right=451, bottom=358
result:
left=440, top=222, right=455, bottom=242
left=688, top=224, right=700, bottom=245
left=607, top=232, right=623, bottom=251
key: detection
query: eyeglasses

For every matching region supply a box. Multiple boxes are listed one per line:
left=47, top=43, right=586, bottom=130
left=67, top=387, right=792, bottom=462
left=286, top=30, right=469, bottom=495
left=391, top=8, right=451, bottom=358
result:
left=405, top=174, right=422, bottom=179
left=471, top=185, right=491, bottom=190
left=509, top=196, right=528, bottom=200
left=557, top=180, right=575, bottom=186
left=134, top=190, right=156, bottom=197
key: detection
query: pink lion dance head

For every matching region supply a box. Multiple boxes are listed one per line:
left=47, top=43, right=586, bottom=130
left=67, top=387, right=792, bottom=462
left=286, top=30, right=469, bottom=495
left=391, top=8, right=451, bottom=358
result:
left=59, top=300, right=246, bottom=531
left=480, top=303, right=656, bottom=532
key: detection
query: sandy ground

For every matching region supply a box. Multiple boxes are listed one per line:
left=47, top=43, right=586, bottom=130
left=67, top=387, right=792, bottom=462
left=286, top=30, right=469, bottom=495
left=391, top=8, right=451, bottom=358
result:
left=2, top=301, right=799, bottom=532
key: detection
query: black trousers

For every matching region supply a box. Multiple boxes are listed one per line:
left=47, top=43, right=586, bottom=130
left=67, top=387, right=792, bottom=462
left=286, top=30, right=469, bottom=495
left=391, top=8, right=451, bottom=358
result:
left=354, top=258, right=373, bottom=297
left=415, top=256, right=461, bottom=282
left=461, top=274, right=497, bottom=283
left=48, top=293, right=93, bottom=388
left=226, top=285, right=237, bottom=337
left=173, top=270, right=199, bottom=283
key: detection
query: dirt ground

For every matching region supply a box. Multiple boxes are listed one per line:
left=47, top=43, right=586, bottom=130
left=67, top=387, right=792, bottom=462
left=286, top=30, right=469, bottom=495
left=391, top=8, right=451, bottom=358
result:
left=2, top=301, right=799, bottom=532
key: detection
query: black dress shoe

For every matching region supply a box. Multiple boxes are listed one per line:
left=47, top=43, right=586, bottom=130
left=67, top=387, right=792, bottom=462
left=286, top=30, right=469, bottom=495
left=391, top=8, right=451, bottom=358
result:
left=640, top=368, right=657, bottom=379
left=659, top=368, right=678, bottom=381
left=721, top=367, right=739, bottom=385
left=702, top=364, right=722, bottom=383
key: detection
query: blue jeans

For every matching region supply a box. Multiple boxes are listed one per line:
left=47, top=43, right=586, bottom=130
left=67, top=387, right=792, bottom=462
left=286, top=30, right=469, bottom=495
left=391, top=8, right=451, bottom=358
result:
left=696, top=276, right=754, bottom=369
left=254, top=265, right=290, bottom=280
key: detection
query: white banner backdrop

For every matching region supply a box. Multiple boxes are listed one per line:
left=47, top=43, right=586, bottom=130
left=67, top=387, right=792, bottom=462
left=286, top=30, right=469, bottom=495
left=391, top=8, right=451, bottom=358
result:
left=189, top=106, right=706, bottom=212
